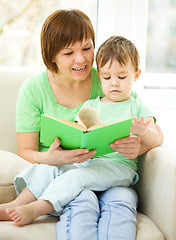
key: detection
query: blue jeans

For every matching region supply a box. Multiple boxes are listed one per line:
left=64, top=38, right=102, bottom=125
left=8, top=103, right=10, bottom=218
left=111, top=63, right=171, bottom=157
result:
left=56, top=187, right=138, bottom=240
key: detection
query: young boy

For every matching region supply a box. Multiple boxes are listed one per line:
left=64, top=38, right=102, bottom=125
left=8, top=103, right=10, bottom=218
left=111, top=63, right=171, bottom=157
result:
left=0, top=36, right=159, bottom=226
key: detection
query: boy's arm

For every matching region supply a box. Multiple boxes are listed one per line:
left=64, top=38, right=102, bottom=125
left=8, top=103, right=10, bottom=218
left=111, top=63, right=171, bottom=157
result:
left=138, top=123, right=164, bottom=155
left=130, top=116, right=160, bottom=147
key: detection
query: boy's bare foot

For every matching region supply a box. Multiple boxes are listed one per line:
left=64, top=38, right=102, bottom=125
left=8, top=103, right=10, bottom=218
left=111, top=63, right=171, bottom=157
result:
left=0, top=187, right=38, bottom=222
left=0, top=206, right=12, bottom=221
left=0, top=202, right=18, bottom=221
left=4, top=199, right=54, bottom=226
left=5, top=199, right=54, bottom=226
left=5, top=204, right=38, bottom=226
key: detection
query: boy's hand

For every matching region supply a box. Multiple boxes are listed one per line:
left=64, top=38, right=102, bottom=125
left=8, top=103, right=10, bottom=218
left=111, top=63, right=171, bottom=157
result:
left=130, top=116, right=150, bottom=136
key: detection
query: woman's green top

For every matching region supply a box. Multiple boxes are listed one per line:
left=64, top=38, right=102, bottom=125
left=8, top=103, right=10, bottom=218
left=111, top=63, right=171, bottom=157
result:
left=16, top=66, right=137, bottom=152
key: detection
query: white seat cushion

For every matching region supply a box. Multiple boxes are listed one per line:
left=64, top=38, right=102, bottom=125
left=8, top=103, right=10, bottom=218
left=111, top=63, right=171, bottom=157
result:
left=136, top=213, right=165, bottom=240
left=0, top=213, right=164, bottom=240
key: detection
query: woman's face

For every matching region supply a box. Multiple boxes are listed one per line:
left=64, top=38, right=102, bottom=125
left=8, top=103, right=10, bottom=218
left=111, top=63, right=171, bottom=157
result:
left=53, top=38, right=94, bottom=82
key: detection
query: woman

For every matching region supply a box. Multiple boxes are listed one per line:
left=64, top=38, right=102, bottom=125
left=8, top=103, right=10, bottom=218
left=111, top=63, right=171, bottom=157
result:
left=0, top=9, right=163, bottom=240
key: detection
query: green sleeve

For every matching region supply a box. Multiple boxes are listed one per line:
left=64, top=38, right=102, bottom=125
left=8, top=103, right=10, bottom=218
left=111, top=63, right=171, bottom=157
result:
left=16, top=78, right=41, bottom=132
left=90, top=67, right=104, bottom=99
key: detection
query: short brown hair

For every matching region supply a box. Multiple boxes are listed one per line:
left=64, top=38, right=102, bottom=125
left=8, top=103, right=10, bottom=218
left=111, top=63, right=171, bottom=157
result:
left=41, top=9, right=95, bottom=73
left=96, top=36, right=140, bottom=71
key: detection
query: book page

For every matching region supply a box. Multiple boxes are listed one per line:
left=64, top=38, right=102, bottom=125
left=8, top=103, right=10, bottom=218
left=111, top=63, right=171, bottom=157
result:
left=88, top=118, right=131, bottom=131
left=44, top=114, right=86, bottom=131
left=78, top=107, right=101, bottom=129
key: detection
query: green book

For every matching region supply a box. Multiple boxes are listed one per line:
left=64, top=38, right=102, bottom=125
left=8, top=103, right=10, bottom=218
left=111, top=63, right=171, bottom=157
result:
left=40, top=108, right=132, bottom=158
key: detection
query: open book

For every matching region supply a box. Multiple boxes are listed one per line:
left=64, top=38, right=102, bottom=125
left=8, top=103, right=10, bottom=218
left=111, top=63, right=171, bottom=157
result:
left=40, top=107, right=132, bottom=158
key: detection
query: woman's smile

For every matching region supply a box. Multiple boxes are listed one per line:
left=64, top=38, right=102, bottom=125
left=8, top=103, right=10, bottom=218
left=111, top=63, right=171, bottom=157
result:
left=72, top=65, right=87, bottom=72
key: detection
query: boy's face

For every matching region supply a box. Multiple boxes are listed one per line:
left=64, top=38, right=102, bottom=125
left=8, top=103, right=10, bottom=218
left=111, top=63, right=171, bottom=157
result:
left=98, top=59, right=140, bottom=103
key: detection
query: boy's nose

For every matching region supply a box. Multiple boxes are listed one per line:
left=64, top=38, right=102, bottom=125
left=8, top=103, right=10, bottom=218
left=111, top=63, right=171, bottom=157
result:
left=111, top=79, right=119, bottom=86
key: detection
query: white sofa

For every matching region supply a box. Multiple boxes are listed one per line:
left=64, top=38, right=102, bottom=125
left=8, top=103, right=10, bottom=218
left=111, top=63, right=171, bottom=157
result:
left=0, top=66, right=175, bottom=240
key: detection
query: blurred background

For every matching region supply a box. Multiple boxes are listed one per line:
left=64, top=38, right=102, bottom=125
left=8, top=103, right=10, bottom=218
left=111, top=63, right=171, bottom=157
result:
left=0, top=0, right=175, bottom=146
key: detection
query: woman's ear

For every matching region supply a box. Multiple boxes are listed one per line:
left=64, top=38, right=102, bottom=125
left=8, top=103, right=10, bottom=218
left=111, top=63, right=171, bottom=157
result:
left=135, top=69, right=141, bottom=81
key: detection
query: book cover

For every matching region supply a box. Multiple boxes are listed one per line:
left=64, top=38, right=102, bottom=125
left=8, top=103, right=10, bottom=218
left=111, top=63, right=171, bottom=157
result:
left=40, top=110, right=132, bottom=157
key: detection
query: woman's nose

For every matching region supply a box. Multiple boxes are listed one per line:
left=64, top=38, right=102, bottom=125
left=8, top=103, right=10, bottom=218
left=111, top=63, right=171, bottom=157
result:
left=74, top=53, right=85, bottom=63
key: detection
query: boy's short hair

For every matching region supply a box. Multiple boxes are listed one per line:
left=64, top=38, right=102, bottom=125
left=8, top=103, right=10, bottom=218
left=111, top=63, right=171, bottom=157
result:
left=41, top=9, right=95, bottom=73
left=96, top=36, right=140, bottom=71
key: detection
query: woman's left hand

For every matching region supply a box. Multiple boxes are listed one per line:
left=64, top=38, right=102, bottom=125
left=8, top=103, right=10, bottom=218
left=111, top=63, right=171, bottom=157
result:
left=110, top=135, right=141, bottom=159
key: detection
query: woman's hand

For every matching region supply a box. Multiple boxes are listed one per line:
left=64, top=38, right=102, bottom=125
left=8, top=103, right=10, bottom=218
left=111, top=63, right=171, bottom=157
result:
left=17, top=132, right=96, bottom=165
left=45, top=138, right=96, bottom=165
left=110, top=135, right=141, bottom=159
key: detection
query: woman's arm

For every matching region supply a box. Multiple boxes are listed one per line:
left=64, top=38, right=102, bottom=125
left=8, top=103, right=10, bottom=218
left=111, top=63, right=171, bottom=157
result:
left=138, top=123, right=164, bottom=155
left=17, top=132, right=96, bottom=165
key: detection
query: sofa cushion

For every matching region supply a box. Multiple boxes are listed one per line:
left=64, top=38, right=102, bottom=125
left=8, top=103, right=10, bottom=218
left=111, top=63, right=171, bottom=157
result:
left=0, top=213, right=164, bottom=240
left=0, top=150, right=30, bottom=203
left=0, top=215, right=58, bottom=240
left=0, top=66, right=42, bottom=154
left=136, top=213, right=165, bottom=240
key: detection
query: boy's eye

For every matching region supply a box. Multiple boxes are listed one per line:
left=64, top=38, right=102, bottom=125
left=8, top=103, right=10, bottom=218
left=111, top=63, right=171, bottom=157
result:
left=118, top=76, right=126, bottom=79
left=104, top=77, right=111, bottom=80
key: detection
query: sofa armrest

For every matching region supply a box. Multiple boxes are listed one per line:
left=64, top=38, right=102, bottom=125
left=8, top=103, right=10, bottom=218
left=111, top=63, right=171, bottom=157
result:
left=135, top=145, right=176, bottom=240
left=0, top=150, right=31, bottom=203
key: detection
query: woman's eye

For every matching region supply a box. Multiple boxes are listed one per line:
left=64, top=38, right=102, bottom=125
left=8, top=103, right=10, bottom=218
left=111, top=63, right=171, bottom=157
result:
left=118, top=76, right=126, bottom=79
left=83, top=47, right=91, bottom=51
left=64, top=52, right=73, bottom=55
left=104, top=77, right=111, bottom=80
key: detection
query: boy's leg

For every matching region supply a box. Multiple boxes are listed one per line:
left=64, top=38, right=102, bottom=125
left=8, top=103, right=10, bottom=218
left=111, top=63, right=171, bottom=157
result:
left=1, top=164, right=70, bottom=222
left=6, top=199, right=54, bottom=226
left=14, top=164, right=67, bottom=199
left=3, top=164, right=75, bottom=224
left=0, top=187, right=36, bottom=221
left=56, top=189, right=99, bottom=240
left=97, top=187, right=138, bottom=240
left=39, top=159, right=136, bottom=213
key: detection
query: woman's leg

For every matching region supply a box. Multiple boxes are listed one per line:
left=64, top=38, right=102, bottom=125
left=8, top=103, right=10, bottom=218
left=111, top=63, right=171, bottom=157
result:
left=56, top=190, right=100, bottom=240
left=97, top=187, right=138, bottom=240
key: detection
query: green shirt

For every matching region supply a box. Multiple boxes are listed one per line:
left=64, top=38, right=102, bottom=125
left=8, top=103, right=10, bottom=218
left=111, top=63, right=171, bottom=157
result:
left=16, top=67, right=104, bottom=151
left=78, top=96, right=155, bottom=171
left=16, top=67, right=139, bottom=153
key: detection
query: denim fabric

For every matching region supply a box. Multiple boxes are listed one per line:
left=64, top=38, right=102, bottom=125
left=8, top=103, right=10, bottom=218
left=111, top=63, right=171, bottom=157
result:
left=14, top=160, right=138, bottom=214
left=56, top=187, right=138, bottom=240
left=14, top=161, right=138, bottom=239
